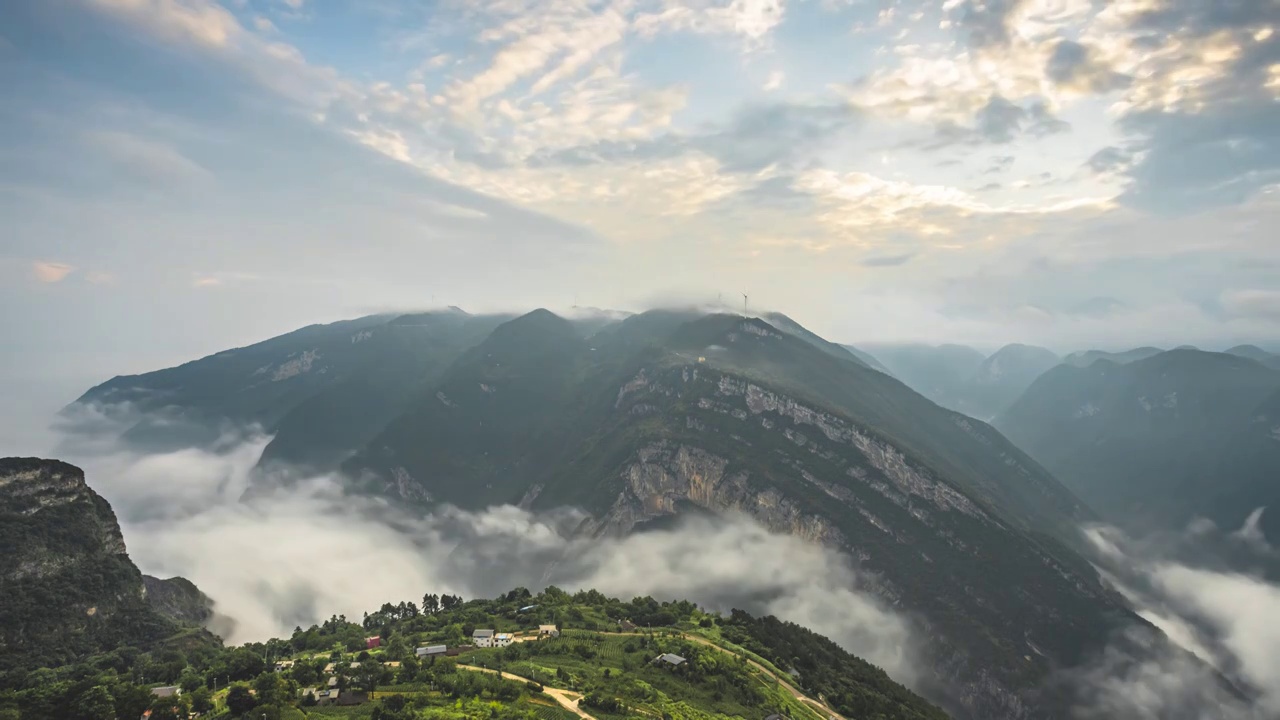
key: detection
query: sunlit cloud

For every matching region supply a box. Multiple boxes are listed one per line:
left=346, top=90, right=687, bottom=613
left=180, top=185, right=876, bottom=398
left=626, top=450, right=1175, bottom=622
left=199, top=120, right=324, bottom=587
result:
left=32, top=261, right=75, bottom=283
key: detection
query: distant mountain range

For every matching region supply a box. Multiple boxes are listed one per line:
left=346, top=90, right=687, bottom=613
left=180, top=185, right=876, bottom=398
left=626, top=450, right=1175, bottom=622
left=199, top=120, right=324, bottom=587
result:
left=68, top=307, right=1144, bottom=719
left=995, top=349, right=1280, bottom=539
left=851, top=343, right=1060, bottom=420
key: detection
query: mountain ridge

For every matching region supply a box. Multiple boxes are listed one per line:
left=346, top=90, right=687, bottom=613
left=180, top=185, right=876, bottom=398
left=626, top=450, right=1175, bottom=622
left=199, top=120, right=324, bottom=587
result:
left=995, top=348, right=1280, bottom=537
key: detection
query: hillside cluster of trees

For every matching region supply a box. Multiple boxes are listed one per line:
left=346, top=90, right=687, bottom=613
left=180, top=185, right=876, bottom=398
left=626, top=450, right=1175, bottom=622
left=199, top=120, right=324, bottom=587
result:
left=1, top=586, right=944, bottom=720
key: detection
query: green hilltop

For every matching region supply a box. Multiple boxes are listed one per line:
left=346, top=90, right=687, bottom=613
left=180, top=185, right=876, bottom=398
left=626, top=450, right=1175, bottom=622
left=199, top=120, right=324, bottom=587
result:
left=0, top=586, right=946, bottom=720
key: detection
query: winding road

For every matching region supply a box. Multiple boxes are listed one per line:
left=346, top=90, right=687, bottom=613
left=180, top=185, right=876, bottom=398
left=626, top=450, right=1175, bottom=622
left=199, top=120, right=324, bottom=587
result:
left=457, top=664, right=596, bottom=720
left=457, top=630, right=846, bottom=720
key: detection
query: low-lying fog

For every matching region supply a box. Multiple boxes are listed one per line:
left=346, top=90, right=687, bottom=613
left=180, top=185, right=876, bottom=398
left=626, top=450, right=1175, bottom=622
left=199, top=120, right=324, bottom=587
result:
left=52, top=426, right=1280, bottom=718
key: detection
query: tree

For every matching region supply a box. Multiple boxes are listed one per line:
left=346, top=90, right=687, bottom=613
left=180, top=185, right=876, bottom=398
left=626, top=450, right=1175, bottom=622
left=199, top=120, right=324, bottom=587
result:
left=423, top=594, right=440, bottom=614
left=190, top=686, right=214, bottom=714
left=112, top=683, right=153, bottom=720
left=253, top=671, right=285, bottom=706
left=226, top=684, right=257, bottom=715
left=179, top=670, right=203, bottom=694
left=71, top=686, right=115, bottom=720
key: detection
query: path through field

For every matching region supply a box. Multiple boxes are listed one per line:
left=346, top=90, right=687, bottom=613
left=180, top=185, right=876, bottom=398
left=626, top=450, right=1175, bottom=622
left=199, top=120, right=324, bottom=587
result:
left=456, top=664, right=596, bottom=720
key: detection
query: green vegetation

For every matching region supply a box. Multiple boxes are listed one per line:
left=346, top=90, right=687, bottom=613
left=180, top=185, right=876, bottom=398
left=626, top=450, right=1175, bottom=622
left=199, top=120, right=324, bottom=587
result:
left=719, top=611, right=945, bottom=720
left=0, top=586, right=948, bottom=720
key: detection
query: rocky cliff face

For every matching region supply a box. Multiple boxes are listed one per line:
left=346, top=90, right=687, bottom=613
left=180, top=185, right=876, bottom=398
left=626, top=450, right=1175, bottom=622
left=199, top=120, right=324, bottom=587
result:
left=0, top=459, right=132, bottom=580
left=576, top=363, right=1128, bottom=720
left=599, top=442, right=847, bottom=547
left=0, top=458, right=181, bottom=672
left=142, top=575, right=215, bottom=625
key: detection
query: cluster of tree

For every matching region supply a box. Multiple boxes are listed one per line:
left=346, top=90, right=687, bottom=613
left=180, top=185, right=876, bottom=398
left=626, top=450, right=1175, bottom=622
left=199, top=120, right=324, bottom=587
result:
left=423, top=593, right=466, bottom=613
left=720, top=610, right=948, bottom=720
left=0, top=670, right=217, bottom=720
left=1, top=586, right=946, bottom=720
left=580, top=691, right=627, bottom=713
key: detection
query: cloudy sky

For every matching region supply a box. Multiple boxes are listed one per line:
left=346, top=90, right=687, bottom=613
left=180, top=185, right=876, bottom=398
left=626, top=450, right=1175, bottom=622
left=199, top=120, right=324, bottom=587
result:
left=2, top=0, right=1279, bottom=446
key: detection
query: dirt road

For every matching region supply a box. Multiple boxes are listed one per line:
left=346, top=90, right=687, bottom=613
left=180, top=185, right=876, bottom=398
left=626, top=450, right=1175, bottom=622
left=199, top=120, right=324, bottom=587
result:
left=601, top=631, right=845, bottom=720
left=456, top=664, right=596, bottom=720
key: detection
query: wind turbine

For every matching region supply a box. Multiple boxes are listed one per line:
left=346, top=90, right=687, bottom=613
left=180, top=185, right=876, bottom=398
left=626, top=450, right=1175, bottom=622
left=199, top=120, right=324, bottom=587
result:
left=742, top=292, right=749, bottom=312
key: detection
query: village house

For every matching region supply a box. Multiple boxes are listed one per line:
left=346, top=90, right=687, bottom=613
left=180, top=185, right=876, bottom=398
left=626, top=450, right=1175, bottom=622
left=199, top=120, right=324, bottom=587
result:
left=416, top=644, right=447, bottom=658
left=538, top=624, right=559, bottom=637
left=274, top=659, right=295, bottom=672
left=494, top=632, right=514, bottom=647
left=327, top=676, right=339, bottom=688
left=366, top=636, right=382, bottom=649
left=323, top=662, right=336, bottom=674
left=619, top=620, right=637, bottom=632
left=306, top=688, right=341, bottom=706
left=472, top=629, right=495, bottom=648
left=655, top=653, right=687, bottom=668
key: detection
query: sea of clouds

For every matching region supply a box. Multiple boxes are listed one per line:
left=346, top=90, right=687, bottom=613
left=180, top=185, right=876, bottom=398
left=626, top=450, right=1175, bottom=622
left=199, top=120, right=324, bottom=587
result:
left=43, top=413, right=1280, bottom=720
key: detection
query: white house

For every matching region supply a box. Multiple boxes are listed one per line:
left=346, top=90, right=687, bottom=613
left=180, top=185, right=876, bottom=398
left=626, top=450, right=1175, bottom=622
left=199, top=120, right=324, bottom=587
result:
left=494, top=633, right=514, bottom=647
left=538, top=625, right=559, bottom=637
left=473, top=629, right=495, bottom=648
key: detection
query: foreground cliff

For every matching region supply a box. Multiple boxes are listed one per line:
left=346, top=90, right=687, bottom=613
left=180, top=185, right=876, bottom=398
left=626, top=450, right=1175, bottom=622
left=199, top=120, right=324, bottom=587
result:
left=0, top=458, right=212, bottom=674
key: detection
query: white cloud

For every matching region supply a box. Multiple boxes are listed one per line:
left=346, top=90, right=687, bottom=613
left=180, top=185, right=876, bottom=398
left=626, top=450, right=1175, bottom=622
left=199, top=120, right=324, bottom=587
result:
left=763, top=70, right=785, bottom=91
left=1222, top=290, right=1280, bottom=323
left=1078, top=521, right=1280, bottom=717
left=32, top=261, right=75, bottom=283
left=66, top=436, right=922, bottom=687
left=86, top=0, right=241, bottom=48
left=634, top=0, right=787, bottom=44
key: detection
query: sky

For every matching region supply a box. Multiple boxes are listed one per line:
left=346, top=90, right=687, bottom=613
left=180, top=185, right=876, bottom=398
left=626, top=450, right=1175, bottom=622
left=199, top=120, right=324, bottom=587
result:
left=2, top=0, right=1280, bottom=450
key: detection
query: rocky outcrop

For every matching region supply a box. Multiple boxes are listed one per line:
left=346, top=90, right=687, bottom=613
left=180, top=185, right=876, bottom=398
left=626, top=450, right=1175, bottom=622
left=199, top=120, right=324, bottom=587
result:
left=599, top=442, right=846, bottom=547
left=143, top=575, right=214, bottom=625
left=0, top=458, right=196, bottom=671
left=0, top=458, right=129, bottom=561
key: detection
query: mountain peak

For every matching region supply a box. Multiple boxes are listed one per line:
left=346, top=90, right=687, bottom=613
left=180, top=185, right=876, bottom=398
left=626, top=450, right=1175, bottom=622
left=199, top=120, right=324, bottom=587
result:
left=489, top=308, right=579, bottom=343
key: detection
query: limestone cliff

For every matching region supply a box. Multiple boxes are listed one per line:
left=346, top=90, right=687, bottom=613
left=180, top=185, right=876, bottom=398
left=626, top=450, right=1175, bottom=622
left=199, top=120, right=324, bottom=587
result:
left=598, top=442, right=846, bottom=547
left=575, top=362, right=1124, bottom=720
left=0, top=458, right=180, bottom=672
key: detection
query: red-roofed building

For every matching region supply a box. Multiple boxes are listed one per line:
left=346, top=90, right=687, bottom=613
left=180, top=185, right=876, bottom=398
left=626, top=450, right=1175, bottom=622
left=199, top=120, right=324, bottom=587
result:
left=366, top=636, right=382, bottom=649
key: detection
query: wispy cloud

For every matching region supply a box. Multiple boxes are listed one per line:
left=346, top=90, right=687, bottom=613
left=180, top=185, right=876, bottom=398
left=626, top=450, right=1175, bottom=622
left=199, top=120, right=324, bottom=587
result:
left=32, top=261, right=75, bottom=283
